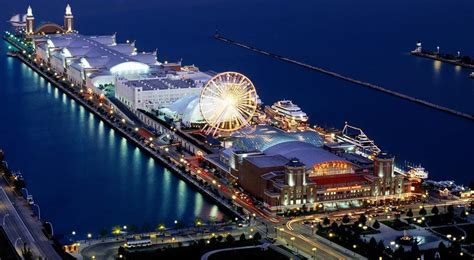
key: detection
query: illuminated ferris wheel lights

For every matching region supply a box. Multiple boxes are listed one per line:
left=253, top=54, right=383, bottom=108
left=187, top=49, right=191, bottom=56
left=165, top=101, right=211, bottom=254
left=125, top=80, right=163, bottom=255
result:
left=199, top=72, right=258, bottom=135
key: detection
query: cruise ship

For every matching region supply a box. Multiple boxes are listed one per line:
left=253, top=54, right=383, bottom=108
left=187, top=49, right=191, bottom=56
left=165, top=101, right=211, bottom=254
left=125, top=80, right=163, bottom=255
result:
left=406, top=165, right=429, bottom=179
left=265, top=100, right=308, bottom=123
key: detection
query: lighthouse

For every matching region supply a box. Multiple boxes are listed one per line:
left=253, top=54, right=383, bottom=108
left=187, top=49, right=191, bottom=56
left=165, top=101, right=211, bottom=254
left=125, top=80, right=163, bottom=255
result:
left=64, top=4, right=74, bottom=33
left=414, top=41, right=422, bottom=53
left=25, top=6, right=34, bottom=35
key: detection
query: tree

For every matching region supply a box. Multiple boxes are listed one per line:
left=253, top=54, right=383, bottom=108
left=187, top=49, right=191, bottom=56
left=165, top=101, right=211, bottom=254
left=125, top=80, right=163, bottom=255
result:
left=372, top=220, right=380, bottom=229
left=21, top=243, right=33, bottom=260
left=99, top=228, right=108, bottom=239
left=217, top=235, right=224, bottom=242
left=377, top=240, right=385, bottom=253
left=156, top=223, right=166, bottom=232
left=239, top=233, right=246, bottom=241
left=406, top=209, right=413, bottom=217
left=447, top=205, right=454, bottom=217
left=226, top=234, right=235, bottom=243
left=198, top=238, right=206, bottom=247
left=394, top=245, right=405, bottom=258
left=358, top=214, right=367, bottom=225
left=369, top=237, right=377, bottom=248
left=342, top=214, right=350, bottom=224
left=419, top=207, right=427, bottom=216
left=194, top=217, right=203, bottom=227
left=253, top=232, right=262, bottom=241
left=317, top=223, right=323, bottom=231
left=431, top=206, right=439, bottom=215
left=210, top=236, right=217, bottom=244
left=331, top=221, right=338, bottom=230
left=323, top=217, right=330, bottom=226
left=438, top=241, right=447, bottom=255
left=411, top=243, right=420, bottom=257
left=460, top=208, right=467, bottom=218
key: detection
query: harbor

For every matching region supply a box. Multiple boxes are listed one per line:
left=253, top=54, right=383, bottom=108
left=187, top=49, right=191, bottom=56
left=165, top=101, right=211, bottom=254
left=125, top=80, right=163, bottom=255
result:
left=1, top=1, right=474, bottom=259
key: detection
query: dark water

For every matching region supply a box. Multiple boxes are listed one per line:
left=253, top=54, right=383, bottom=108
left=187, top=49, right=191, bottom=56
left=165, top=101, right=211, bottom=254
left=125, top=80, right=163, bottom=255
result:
left=0, top=45, right=224, bottom=237
left=1, top=0, right=474, bottom=234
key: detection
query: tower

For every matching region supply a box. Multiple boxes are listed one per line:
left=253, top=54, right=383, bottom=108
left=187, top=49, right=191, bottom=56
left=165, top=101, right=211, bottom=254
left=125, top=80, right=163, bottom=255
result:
left=374, top=152, right=395, bottom=196
left=64, top=4, right=74, bottom=33
left=25, top=6, right=34, bottom=35
left=284, top=158, right=307, bottom=205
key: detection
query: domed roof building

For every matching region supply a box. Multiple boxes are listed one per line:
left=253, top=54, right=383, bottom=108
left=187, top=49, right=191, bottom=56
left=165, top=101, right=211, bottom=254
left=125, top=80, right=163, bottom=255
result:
left=159, top=94, right=205, bottom=127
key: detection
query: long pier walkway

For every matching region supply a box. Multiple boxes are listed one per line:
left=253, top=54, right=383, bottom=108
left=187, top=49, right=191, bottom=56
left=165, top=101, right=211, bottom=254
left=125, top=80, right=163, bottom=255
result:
left=214, top=34, right=474, bottom=122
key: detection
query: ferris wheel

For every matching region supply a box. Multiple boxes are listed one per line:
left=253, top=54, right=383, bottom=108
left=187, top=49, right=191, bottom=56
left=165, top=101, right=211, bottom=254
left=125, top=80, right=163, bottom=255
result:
left=199, top=72, right=258, bottom=135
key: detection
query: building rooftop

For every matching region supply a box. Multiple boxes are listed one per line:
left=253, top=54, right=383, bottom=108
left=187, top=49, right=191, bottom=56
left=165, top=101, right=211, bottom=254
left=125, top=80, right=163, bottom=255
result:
left=245, top=154, right=289, bottom=169
left=36, top=33, right=157, bottom=71
left=231, top=125, right=324, bottom=152
left=264, top=141, right=349, bottom=170
left=123, top=77, right=198, bottom=91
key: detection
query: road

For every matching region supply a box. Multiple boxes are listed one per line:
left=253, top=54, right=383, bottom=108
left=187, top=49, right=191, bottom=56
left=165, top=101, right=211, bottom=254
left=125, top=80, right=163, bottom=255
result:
left=200, top=244, right=269, bottom=260
left=79, top=225, right=265, bottom=259
left=0, top=177, right=61, bottom=259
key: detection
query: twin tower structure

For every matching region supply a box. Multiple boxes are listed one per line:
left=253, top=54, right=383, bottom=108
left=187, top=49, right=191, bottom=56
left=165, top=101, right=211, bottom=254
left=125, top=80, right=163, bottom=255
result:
left=25, top=4, right=74, bottom=35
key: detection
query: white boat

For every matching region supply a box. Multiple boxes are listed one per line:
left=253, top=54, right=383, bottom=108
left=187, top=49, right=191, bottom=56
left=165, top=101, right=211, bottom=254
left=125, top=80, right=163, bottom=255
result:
left=470, top=72, right=474, bottom=78
left=266, top=100, right=308, bottom=122
left=407, top=165, right=429, bottom=179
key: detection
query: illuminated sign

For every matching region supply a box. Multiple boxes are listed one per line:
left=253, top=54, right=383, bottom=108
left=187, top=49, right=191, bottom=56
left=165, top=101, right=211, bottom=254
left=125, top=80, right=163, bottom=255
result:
left=326, top=185, right=362, bottom=192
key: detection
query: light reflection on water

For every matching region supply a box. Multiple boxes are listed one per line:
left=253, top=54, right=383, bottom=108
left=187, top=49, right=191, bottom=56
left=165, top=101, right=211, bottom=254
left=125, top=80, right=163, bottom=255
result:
left=0, top=43, right=226, bottom=236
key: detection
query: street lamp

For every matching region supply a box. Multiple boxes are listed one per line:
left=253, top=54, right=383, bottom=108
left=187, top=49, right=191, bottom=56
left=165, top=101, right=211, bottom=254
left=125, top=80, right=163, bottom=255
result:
left=2, top=214, right=10, bottom=225
left=312, top=247, right=317, bottom=259
left=72, top=231, right=76, bottom=236
left=14, top=237, right=23, bottom=251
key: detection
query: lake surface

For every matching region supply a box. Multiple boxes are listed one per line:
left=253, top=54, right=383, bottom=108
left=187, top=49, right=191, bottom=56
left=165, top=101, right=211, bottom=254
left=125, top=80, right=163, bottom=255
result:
left=1, top=0, right=473, bottom=235
left=0, top=42, right=224, bottom=237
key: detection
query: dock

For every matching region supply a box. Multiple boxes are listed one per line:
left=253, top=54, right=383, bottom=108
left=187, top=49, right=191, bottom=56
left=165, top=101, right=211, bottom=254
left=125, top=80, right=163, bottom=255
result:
left=214, top=33, right=474, bottom=122
left=4, top=47, right=245, bottom=222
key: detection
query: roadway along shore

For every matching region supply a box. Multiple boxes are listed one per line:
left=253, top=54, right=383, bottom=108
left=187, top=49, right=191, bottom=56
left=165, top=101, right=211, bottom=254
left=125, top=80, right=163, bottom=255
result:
left=0, top=176, right=61, bottom=259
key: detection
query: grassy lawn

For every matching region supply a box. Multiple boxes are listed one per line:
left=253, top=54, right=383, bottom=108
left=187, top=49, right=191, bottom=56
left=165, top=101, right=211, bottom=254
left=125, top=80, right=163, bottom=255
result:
left=457, top=224, right=474, bottom=243
left=432, top=226, right=465, bottom=241
left=381, top=220, right=415, bottom=231
left=408, top=215, right=470, bottom=228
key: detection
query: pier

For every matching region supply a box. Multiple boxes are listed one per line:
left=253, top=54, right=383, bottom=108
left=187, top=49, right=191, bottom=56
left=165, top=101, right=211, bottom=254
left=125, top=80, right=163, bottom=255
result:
left=4, top=47, right=245, bottom=222
left=214, top=34, right=474, bottom=122
left=410, top=43, right=474, bottom=70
